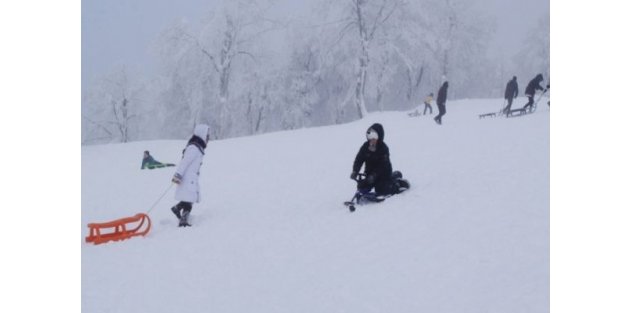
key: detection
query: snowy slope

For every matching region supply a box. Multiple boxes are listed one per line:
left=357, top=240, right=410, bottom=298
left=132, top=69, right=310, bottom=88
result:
left=82, top=98, right=549, bottom=313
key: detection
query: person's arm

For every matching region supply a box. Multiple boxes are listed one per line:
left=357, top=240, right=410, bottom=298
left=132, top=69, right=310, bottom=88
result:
left=352, top=144, right=367, bottom=174
left=373, top=145, right=390, bottom=179
left=173, top=146, right=198, bottom=183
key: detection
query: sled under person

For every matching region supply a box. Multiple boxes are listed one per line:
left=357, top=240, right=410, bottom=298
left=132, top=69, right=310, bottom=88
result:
left=344, top=123, right=410, bottom=212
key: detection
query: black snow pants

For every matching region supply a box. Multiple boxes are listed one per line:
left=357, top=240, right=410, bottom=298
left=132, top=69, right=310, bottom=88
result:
left=434, top=103, right=446, bottom=124
left=523, top=95, right=534, bottom=111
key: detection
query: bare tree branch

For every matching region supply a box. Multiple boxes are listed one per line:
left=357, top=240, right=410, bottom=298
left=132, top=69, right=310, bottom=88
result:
left=82, top=115, right=113, bottom=137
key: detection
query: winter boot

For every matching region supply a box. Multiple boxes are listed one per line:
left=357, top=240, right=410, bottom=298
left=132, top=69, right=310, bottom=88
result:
left=179, top=210, right=191, bottom=227
left=397, top=179, right=410, bottom=193
left=171, top=206, right=182, bottom=220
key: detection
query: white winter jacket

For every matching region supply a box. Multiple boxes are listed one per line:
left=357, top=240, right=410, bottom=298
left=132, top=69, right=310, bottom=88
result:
left=174, top=124, right=209, bottom=203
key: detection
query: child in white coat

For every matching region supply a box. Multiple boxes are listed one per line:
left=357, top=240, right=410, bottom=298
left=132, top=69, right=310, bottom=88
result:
left=170, top=124, right=210, bottom=227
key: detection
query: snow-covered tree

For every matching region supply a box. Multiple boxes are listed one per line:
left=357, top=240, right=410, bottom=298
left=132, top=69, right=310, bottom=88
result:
left=513, top=13, right=550, bottom=86
left=344, top=0, right=403, bottom=118
left=82, top=68, right=142, bottom=144
left=156, top=0, right=283, bottom=139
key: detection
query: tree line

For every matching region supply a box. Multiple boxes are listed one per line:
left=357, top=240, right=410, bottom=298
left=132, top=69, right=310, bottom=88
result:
left=82, top=0, right=549, bottom=144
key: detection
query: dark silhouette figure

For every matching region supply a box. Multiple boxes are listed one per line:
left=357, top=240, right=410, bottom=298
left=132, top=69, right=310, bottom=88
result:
left=523, top=74, right=544, bottom=112
left=434, top=81, right=448, bottom=125
left=503, top=76, right=519, bottom=115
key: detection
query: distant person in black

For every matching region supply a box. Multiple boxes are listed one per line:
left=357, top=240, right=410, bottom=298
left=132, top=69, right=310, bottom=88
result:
left=523, top=74, right=545, bottom=112
left=350, top=123, right=394, bottom=196
left=434, top=81, right=448, bottom=125
left=503, top=76, right=519, bottom=115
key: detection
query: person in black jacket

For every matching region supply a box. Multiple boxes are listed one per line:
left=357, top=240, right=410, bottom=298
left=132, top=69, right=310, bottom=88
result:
left=350, top=123, right=394, bottom=196
left=434, top=81, right=448, bottom=125
left=503, top=76, right=519, bottom=115
left=523, top=73, right=545, bottom=112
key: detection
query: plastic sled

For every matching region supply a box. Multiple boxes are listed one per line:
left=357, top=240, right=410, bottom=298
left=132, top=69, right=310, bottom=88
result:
left=345, top=172, right=410, bottom=212
left=85, top=213, right=152, bottom=245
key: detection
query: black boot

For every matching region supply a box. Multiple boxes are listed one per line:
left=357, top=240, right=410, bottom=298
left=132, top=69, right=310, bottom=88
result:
left=171, top=206, right=181, bottom=220
left=179, top=210, right=191, bottom=227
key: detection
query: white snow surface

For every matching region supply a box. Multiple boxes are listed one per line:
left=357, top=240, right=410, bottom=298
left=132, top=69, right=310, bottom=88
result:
left=82, top=98, right=549, bottom=313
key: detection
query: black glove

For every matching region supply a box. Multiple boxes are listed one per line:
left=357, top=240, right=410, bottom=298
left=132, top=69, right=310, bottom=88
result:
left=350, top=172, right=358, bottom=180
left=366, top=174, right=376, bottom=184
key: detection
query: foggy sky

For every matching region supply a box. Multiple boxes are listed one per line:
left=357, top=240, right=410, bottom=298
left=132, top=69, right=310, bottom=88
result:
left=82, top=0, right=550, bottom=88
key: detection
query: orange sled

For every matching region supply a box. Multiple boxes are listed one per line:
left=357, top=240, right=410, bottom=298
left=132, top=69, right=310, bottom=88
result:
left=85, top=213, right=151, bottom=245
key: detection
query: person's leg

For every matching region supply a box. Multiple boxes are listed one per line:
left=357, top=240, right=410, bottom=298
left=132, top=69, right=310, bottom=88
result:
left=375, top=178, right=395, bottom=196
left=357, top=178, right=374, bottom=193
left=523, top=96, right=533, bottom=110
left=171, top=201, right=185, bottom=219
left=436, top=104, right=445, bottom=123
left=172, top=201, right=192, bottom=219
left=179, top=202, right=193, bottom=226
left=504, top=97, right=513, bottom=114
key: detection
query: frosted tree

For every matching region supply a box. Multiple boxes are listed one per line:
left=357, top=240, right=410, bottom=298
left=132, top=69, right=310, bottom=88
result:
left=234, top=67, right=283, bottom=136
left=155, top=21, right=208, bottom=139
left=241, top=71, right=267, bottom=135
left=370, top=44, right=396, bottom=111
left=330, top=0, right=403, bottom=118
left=370, top=6, right=432, bottom=107
left=513, top=13, right=550, bottom=85
left=280, top=34, right=324, bottom=129
left=157, top=0, right=283, bottom=139
left=409, top=0, right=494, bottom=98
left=82, top=69, right=142, bottom=143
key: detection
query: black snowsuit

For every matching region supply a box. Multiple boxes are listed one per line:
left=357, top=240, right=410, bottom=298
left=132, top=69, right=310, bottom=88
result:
left=503, top=77, right=519, bottom=114
left=434, top=81, right=448, bottom=125
left=523, top=74, right=544, bottom=111
left=352, top=123, right=394, bottom=195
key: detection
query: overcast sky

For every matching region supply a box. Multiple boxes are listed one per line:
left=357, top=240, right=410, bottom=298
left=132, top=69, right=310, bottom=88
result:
left=82, top=0, right=549, bottom=88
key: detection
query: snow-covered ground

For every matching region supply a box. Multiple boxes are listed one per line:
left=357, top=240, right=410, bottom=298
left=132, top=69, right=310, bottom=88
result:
left=82, top=98, right=549, bottom=313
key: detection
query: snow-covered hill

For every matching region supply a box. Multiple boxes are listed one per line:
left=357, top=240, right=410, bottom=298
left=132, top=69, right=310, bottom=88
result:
left=82, top=98, right=549, bottom=313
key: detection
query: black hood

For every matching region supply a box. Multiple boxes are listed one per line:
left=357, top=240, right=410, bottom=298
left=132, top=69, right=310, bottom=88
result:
left=367, top=123, right=385, bottom=142
left=535, top=74, right=543, bottom=82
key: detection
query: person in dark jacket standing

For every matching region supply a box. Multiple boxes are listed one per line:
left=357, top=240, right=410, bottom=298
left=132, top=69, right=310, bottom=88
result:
left=503, top=76, right=519, bottom=115
left=350, top=123, right=394, bottom=196
left=523, top=73, right=545, bottom=112
left=434, top=81, right=448, bottom=125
